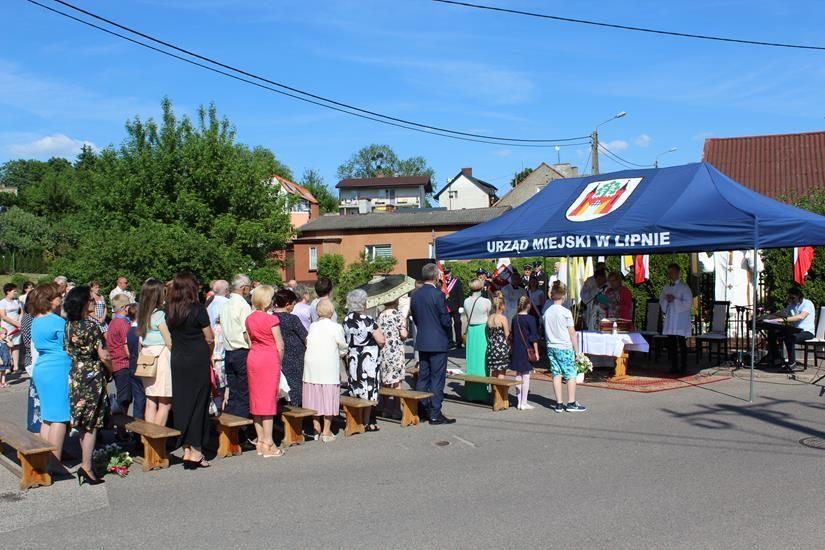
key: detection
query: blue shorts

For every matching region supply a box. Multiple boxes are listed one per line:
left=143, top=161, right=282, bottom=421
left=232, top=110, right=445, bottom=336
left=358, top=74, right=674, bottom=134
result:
left=547, top=347, right=576, bottom=380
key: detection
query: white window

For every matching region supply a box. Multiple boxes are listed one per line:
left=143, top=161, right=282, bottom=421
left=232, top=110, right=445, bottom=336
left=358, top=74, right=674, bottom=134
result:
left=309, top=247, right=317, bottom=271
left=365, top=244, right=392, bottom=260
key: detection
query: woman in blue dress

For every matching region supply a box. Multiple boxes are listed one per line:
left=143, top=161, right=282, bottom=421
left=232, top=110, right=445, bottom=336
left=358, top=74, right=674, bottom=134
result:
left=29, top=283, right=72, bottom=467
left=510, top=296, right=539, bottom=410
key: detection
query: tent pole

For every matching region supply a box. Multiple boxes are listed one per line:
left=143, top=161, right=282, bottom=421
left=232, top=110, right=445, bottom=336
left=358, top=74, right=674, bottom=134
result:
left=749, top=245, right=758, bottom=403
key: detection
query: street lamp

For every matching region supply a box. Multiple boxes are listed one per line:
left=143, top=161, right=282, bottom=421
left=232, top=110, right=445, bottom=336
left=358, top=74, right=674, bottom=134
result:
left=654, top=147, right=678, bottom=168
left=591, top=111, right=626, bottom=175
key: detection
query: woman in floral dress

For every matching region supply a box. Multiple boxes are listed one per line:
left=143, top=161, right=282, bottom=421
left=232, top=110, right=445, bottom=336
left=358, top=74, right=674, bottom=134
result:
left=64, top=286, right=111, bottom=484
left=377, top=298, right=407, bottom=419
left=343, top=289, right=385, bottom=431
left=486, top=295, right=511, bottom=378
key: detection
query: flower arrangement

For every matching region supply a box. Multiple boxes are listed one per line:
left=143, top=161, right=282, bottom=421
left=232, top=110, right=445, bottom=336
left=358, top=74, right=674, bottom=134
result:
left=92, top=443, right=134, bottom=478
left=574, top=353, right=593, bottom=375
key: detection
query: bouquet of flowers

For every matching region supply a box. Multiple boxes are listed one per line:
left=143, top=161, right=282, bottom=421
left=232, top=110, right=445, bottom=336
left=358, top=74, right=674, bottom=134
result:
left=92, top=443, right=134, bottom=478
left=574, top=353, right=593, bottom=375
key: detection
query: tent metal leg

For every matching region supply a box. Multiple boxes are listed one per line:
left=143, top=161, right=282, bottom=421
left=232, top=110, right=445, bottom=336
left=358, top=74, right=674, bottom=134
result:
left=749, top=245, right=758, bottom=402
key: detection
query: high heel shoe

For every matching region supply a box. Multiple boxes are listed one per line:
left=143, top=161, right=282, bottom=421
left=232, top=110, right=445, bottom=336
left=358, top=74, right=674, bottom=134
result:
left=183, top=456, right=211, bottom=470
left=77, top=468, right=105, bottom=486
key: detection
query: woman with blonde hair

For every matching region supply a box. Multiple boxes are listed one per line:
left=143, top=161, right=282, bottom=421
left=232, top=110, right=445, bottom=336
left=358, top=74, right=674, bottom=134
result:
left=511, top=295, right=539, bottom=410
left=137, top=278, right=173, bottom=426
left=486, top=295, right=510, bottom=378
left=303, top=299, right=347, bottom=441
left=462, top=278, right=492, bottom=402
left=245, top=284, right=285, bottom=458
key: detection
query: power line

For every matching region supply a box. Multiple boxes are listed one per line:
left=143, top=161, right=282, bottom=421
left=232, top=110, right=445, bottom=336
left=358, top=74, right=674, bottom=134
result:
left=433, top=0, right=825, bottom=52
left=30, top=0, right=589, bottom=146
left=598, top=143, right=654, bottom=169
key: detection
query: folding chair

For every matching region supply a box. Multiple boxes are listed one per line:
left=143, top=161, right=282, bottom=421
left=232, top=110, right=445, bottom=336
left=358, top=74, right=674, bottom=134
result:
left=802, top=307, right=825, bottom=370
left=694, top=301, right=730, bottom=365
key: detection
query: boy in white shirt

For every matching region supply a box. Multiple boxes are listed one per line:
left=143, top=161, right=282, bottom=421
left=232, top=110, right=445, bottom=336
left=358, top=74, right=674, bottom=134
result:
left=543, top=283, right=586, bottom=413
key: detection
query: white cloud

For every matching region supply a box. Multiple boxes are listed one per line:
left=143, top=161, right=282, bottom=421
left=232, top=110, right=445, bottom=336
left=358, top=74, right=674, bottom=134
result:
left=634, top=134, right=651, bottom=148
left=493, top=149, right=512, bottom=158
left=7, top=134, right=98, bottom=160
left=601, top=139, right=629, bottom=152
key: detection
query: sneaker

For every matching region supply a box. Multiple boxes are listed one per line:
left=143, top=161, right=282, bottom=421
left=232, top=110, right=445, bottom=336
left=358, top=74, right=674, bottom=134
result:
left=521, top=403, right=535, bottom=410
left=320, top=434, right=336, bottom=443
left=565, top=402, right=587, bottom=413
left=553, top=403, right=565, bottom=413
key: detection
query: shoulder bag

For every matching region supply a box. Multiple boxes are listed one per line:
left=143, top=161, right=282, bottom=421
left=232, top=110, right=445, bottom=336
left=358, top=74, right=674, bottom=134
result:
left=135, top=336, right=158, bottom=378
left=461, top=297, right=480, bottom=344
left=516, top=316, right=539, bottom=362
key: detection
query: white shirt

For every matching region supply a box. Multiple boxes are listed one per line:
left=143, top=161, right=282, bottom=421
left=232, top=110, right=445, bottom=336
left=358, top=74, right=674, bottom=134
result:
left=782, top=299, right=816, bottom=334
left=463, top=294, right=492, bottom=325
left=207, top=295, right=229, bottom=327
left=659, top=280, right=693, bottom=337
left=219, top=293, right=252, bottom=351
left=0, top=298, right=21, bottom=332
left=543, top=304, right=574, bottom=350
left=303, top=318, right=347, bottom=384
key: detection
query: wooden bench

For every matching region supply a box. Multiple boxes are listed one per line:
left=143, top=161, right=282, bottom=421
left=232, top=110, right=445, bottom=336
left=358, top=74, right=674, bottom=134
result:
left=406, top=368, right=521, bottom=411
left=114, top=414, right=180, bottom=471
left=280, top=405, right=317, bottom=446
left=212, top=413, right=253, bottom=458
left=447, top=374, right=521, bottom=411
left=378, top=387, right=432, bottom=427
left=0, top=420, right=56, bottom=490
left=339, top=395, right=376, bottom=436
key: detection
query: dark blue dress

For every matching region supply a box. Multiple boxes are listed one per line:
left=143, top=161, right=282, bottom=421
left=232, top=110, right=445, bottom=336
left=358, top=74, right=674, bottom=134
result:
left=510, top=314, right=538, bottom=374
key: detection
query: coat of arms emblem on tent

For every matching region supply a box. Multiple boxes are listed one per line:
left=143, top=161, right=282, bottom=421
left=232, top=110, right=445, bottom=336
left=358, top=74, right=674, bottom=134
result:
left=565, top=177, right=643, bottom=222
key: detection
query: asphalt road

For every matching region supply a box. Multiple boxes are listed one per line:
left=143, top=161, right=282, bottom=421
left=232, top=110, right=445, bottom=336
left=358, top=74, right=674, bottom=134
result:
left=1, top=371, right=823, bottom=549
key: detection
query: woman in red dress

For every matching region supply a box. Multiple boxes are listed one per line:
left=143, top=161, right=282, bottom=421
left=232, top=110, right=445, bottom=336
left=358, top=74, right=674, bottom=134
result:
left=245, top=285, right=285, bottom=458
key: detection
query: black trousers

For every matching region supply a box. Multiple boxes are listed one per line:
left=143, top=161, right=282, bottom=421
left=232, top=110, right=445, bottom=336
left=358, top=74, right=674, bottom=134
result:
left=224, top=349, right=250, bottom=419
left=449, top=312, right=462, bottom=347
left=769, top=330, right=813, bottom=364
left=416, top=351, right=447, bottom=419
left=667, top=335, right=688, bottom=372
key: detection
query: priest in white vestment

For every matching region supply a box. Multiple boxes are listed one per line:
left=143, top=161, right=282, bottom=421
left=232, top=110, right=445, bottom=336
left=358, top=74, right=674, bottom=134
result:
left=659, top=262, right=693, bottom=374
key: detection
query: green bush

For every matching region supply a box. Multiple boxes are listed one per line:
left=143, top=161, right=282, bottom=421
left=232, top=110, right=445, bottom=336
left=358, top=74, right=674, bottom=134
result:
left=317, top=253, right=345, bottom=289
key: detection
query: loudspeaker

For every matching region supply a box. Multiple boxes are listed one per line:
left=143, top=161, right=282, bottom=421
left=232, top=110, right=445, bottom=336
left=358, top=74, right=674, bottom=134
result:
left=406, top=258, right=435, bottom=280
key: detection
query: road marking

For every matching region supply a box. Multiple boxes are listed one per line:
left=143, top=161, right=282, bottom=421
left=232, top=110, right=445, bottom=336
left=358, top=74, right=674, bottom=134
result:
left=452, top=435, right=476, bottom=448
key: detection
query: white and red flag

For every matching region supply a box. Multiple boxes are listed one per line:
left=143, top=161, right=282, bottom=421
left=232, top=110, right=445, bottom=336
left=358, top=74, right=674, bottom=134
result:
left=793, top=246, right=814, bottom=285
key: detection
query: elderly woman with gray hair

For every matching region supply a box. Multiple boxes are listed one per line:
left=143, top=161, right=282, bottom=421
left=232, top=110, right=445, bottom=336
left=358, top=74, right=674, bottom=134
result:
left=343, top=288, right=385, bottom=431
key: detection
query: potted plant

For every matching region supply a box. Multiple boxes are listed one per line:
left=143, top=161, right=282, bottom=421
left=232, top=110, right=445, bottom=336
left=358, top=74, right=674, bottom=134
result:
left=574, top=353, right=593, bottom=383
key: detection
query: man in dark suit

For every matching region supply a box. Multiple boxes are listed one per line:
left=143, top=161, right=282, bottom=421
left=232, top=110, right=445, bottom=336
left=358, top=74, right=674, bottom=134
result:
left=530, top=260, right=548, bottom=293
left=410, top=263, right=456, bottom=425
left=443, top=267, right=464, bottom=350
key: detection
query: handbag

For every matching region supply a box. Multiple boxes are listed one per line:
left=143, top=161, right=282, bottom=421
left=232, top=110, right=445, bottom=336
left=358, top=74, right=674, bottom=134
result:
left=135, top=351, right=158, bottom=378
left=516, top=316, right=539, bottom=362
left=461, top=297, right=480, bottom=344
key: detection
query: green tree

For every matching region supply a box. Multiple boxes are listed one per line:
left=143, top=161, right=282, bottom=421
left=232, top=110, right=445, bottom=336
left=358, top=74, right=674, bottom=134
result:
left=317, top=253, right=345, bottom=288
left=34, top=98, right=296, bottom=287
left=336, top=144, right=435, bottom=181
left=300, top=169, right=338, bottom=214
left=510, top=167, right=533, bottom=187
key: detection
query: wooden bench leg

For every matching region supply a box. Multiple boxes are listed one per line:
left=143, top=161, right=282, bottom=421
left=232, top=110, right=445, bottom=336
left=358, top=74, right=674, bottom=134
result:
left=343, top=406, right=366, bottom=436
left=216, top=425, right=242, bottom=458
left=399, top=397, right=419, bottom=427
left=141, top=435, right=170, bottom=471
left=282, top=416, right=305, bottom=446
left=491, top=385, right=510, bottom=411
left=18, top=451, right=51, bottom=491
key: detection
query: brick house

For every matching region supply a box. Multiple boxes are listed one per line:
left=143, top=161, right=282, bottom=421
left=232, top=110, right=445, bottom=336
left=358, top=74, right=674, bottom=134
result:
left=289, top=207, right=508, bottom=283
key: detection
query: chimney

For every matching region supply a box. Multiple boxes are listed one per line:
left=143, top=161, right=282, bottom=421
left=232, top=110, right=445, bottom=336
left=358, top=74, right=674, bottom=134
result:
left=309, top=202, right=319, bottom=220
left=461, top=167, right=472, bottom=178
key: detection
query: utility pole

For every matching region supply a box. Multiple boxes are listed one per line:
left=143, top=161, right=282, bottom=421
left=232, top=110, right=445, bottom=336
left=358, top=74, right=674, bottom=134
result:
left=591, top=129, right=600, bottom=175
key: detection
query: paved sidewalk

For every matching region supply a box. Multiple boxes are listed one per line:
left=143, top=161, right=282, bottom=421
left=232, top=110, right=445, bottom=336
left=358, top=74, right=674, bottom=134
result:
left=1, top=365, right=824, bottom=548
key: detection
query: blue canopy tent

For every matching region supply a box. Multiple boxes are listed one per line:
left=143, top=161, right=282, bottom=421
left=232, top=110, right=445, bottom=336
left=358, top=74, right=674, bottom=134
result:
left=435, top=162, right=825, bottom=400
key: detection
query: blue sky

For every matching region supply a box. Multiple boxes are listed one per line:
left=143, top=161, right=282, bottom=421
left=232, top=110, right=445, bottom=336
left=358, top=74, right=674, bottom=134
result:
left=2, top=0, right=824, bottom=192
